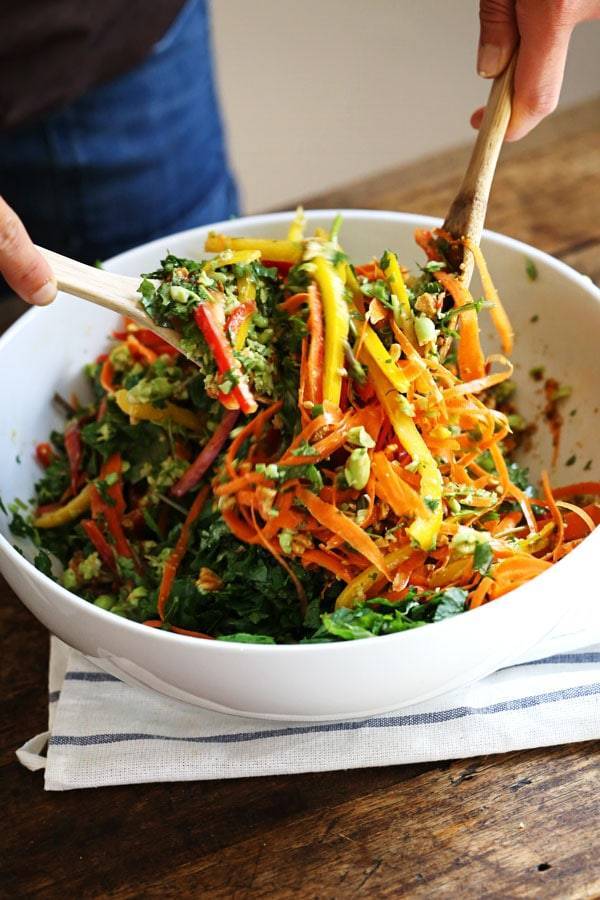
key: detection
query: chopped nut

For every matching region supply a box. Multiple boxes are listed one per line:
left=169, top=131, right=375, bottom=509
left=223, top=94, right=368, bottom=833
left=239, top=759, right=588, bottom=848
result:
left=196, top=567, right=224, bottom=592
left=367, top=298, right=387, bottom=325
left=389, top=343, right=401, bottom=363
left=415, top=292, right=441, bottom=318
left=291, top=531, right=313, bottom=555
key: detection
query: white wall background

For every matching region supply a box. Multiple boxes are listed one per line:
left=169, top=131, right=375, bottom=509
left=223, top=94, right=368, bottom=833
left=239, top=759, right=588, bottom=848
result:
left=211, top=1, right=600, bottom=213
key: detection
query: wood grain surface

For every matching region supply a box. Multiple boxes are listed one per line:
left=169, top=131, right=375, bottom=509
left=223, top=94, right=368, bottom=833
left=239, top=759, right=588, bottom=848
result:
left=1, top=98, right=599, bottom=900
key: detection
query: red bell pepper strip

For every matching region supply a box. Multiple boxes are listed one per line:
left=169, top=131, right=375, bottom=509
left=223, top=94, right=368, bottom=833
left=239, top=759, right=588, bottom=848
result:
left=193, top=302, right=257, bottom=415
left=158, top=485, right=210, bottom=619
left=81, top=519, right=117, bottom=573
left=35, top=442, right=55, bottom=468
left=90, top=453, right=133, bottom=559
left=306, top=284, right=324, bottom=404
left=261, top=259, right=293, bottom=276
left=64, top=423, right=82, bottom=495
left=133, top=329, right=179, bottom=356
left=171, top=409, right=240, bottom=497
left=563, top=504, right=600, bottom=541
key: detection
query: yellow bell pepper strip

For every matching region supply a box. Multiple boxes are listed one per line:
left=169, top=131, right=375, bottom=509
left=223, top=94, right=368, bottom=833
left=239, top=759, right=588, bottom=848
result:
left=312, top=255, right=349, bottom=406
left=335, top=545, right=415, bottom=609
left=356, top=336, right=410, bottom=395
left=205, top=249, right=261, bottom=272
left=114, top=389, right=204, bottom=432
left=368, top=362, right=443, bottom=551
left=230, top=276, right=257, bottom=351
left=381, top=250, right=411, bottom=319
left=345, top=266, right=411, bottom=393
left=344, top=262, right=365, bottom=314
left=287, top=206, right=306, bottom=242
left=205, top=233, right=302, bottom=264
left=34, top=485, right=92, bottom=529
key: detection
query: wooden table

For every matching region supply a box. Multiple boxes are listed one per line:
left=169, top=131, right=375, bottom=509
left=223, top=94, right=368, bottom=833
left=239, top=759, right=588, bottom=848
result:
left=2, top=99, right=599, bottom=899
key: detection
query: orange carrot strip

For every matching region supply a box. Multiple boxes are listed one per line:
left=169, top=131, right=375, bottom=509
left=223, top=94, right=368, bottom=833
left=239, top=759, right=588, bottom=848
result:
left=296, top=488, right=390, bottom=577
left=221, top=506, right=261, bottom=544
left=100, top=359, right=115, bottom=394
left=436, top=271, right=486, bottom=382
left=488, top=556, right=552, bottom=599
left=126, top=334, right=158, bottom=365
left=279, top=292, right=309, bottom=313
left=371, top=452, right=428, bottom=518
left=224, top=400, right=282, bottom=480
left=301, top=549, right=352, bottom=582
left=541, top=470, right=565, bottom=561
left=157, top=485, right=210, bottom=620
left=465, top=237, right=514, bottom=355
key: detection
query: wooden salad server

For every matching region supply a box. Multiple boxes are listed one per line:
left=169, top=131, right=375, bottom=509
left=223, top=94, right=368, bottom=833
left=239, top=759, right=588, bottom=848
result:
left=36, top=246, right=184, bottom=354
left=442, top=51, right=517, bottom=285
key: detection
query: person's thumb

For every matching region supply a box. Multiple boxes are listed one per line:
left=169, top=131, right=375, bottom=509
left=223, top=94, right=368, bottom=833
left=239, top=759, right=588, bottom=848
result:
left=478, top=0, right=519, bottom=77
left=0, top=196, right=56, bottom=305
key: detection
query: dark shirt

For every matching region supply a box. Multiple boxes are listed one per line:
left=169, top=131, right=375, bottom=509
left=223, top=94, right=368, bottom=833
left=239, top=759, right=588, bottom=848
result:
left=0, top=0, right=185, bottom=130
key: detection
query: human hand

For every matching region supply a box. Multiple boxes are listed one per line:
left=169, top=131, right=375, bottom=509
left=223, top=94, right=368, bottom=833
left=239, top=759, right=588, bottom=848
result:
left=0, top=195, right=56, bottom=305
left=473, top=0, right=600, bottom=140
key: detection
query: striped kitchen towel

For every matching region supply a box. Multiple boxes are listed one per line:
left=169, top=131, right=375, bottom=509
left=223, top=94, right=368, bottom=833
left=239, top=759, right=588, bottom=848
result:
left=17, top=637, right=600, bottom=790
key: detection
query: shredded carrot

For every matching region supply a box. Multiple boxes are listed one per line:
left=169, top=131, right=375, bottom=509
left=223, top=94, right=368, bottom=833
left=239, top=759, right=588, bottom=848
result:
left=158, top=485, right=210, bottom=620
left=126, top=334, right=158, bottom=365
left=541, top=470, right=565, bottom=560
left=436, top=271, right=486, bottom=382
left=100, top=359, right=115, bottom=394
left=465, top=238, right=514, bottom=354
left=296, top=488, right=390, bottom=578
left=489, top=555, right=552, bottom=599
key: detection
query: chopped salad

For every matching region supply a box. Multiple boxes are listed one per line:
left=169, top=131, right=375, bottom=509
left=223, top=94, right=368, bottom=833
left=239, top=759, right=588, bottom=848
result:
left=10, top=211, right=600, bottom=643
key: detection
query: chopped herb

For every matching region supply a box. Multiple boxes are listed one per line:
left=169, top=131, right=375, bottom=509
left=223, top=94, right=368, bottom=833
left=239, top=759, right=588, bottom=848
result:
left=529, top=366, right=545, bottom=382
left=566, top=455, right=576, bottom=467
left=525, top=258, right=538, bottom=281
left=473, top=541, right=493, bottom=576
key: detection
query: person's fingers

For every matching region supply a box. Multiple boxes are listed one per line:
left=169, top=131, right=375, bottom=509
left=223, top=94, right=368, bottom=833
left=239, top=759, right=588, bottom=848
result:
left=470, top=107, right=485, bottom=130
left=0, top=196, right=56, bottom=305
left=478, top=0, right=519, bottom=77
left=506, top=1, right=574, bottom=140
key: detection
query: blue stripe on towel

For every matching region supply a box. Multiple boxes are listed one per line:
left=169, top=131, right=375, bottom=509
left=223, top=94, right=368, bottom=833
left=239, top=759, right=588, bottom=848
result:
left=49, top=680, right=600, bottom=748
left=511, top=652, right=600, bottom=668
left=64, top=672, right=120, bottom=682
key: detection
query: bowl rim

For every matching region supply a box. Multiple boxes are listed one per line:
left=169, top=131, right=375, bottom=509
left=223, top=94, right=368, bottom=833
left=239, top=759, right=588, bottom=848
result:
left=1, top=207, right=599, bottom=655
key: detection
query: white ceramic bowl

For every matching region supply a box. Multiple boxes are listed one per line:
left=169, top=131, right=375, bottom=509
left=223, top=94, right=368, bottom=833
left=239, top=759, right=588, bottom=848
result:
left=1, top=211, right=599, bottom=720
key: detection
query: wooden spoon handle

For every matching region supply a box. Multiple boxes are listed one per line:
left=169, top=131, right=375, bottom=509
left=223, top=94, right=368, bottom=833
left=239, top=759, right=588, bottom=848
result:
left=443, top=51, right=517, bottom=282
left=37, top=246, right=144, bottom=317
left=37, top=246, right=184, bottom=353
